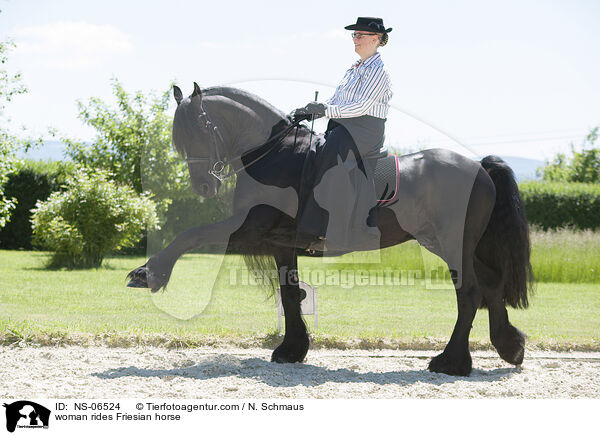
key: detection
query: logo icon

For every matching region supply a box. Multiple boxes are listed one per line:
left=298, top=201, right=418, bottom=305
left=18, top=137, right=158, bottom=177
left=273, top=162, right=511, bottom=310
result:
left=3, top=401, right=51, bottom=433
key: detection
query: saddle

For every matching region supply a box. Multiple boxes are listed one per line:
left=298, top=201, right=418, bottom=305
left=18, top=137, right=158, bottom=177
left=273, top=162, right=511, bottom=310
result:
left=358, top=145, right=399, bottom=205
left=373, top=153, right=399, bottom=205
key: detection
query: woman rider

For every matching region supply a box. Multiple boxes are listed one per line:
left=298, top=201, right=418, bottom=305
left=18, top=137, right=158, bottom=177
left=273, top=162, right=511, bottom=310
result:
left=293, top=17, right=393, bottom=251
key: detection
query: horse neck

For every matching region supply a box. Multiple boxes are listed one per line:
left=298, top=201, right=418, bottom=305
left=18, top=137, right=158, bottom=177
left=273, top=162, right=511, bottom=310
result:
left=203, top=94, right=287, bottom=165
left=204, top=86, right=287, bottom=127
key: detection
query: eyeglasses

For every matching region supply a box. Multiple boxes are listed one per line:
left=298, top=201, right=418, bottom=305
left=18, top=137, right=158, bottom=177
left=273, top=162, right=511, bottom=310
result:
left=351, top=32, right=378, bottom=39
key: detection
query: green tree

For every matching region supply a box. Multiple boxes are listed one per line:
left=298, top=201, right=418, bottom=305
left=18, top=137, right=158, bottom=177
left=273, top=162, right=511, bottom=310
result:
left=0, top=35, right=27, bottom=228
left=539, top=127, right=600, bottom=183
left=64, top=79, right=237, bottom=254
left=65, top=78, right=192, bottom=217
left=31, top=168, right=159, bottom=268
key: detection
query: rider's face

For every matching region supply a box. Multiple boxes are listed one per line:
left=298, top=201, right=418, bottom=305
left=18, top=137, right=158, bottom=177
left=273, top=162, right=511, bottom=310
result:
left=352, top=32, right=380, bottom=56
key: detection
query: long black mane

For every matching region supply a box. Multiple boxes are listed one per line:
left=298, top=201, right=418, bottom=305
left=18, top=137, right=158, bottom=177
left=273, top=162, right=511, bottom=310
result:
left=203, top=86, right=288, bottom=120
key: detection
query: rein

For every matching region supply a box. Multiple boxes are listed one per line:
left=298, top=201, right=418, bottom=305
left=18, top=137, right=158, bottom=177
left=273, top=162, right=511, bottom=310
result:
left=186, top=116, right=308, bottom=182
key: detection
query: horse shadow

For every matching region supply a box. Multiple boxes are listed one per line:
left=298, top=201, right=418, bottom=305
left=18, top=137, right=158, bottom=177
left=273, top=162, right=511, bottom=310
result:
left=91, top=354, right=519, bottom=388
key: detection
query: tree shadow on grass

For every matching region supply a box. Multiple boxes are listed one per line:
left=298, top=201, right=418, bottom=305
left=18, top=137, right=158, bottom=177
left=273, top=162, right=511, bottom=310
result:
left=91, top=354, right=519, bottom=388
left=22, top=255, right=127, bottom=271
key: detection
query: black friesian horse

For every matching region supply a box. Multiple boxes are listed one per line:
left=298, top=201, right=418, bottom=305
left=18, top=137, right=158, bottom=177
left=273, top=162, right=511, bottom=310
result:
left=128, top=83, right=534, bottom=376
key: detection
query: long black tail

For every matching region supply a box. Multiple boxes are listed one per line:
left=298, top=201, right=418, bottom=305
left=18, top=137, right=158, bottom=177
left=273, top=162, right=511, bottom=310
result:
left=478, top=155, right=534, bottom=308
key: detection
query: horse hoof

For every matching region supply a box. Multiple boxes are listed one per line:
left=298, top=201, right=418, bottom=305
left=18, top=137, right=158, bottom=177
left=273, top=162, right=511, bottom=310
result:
left=492, top=324, right=525, bottom=365
left=127, top=278, right=147, bottom=288
left=510, top=346, right=525, bottom=366
left=271, top=354, right=293, bottom=364
left=271, top=348, right=304, bottom=364
left=271, top=339, right=309, bottom=364
left=126, top=267, right=149, bottom=289
left=428, top=351, right=472, bottom=376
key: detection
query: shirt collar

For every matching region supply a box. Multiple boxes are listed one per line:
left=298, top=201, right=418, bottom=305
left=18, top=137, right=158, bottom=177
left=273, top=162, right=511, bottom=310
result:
left=353, top=52, right=381, bottom=68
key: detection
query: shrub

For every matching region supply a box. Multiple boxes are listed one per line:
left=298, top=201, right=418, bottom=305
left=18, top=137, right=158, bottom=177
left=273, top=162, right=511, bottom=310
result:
left=520, top=181, right=600, bottom=230
left=31, top=168, right=159, bottom=268
left=0, top=159, right=74, bottom=249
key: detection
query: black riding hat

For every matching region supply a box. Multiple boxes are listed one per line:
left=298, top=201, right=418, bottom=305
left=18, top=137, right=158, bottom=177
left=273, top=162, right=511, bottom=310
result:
left=344, top=17, right=392, bottom=34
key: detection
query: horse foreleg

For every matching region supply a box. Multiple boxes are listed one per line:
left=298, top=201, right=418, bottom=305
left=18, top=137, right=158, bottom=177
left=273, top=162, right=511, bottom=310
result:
left=127, top=213, right=248, bottom=291
left=271, top=247, right=309, bottom=363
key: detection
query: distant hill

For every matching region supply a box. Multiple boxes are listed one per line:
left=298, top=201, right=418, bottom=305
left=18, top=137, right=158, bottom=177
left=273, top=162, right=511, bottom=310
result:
left=16, top=140, right=71, bottom=161
left=497, top=155, right=544, bottom=181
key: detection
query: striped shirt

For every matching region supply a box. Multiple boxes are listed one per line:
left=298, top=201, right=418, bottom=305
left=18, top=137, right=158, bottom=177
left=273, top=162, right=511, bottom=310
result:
left=324, top=52, right=392, bottom=119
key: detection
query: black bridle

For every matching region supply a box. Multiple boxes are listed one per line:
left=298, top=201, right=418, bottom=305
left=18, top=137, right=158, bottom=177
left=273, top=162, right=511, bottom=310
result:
left=184, top=109, right=228, bottom=180
left=185, top=110, right=310, bottom=182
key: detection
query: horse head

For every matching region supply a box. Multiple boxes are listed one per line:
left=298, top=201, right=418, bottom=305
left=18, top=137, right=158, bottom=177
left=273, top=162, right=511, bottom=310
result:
left=172, top=83, right=293, bottom=199
left=172, top=82, right=222, bottom=198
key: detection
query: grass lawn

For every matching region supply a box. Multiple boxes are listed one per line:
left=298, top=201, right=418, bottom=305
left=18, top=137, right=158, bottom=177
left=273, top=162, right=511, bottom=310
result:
left=529, top=228, right=600, bottom=283
left=1, top=248, right=599, bottom=350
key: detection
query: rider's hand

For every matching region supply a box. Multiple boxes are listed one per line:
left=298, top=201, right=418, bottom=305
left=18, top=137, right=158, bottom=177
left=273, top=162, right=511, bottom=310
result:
left=304, top=102, right=326, bottom=118
left=290, top=108, right=311, bottom=123
left=290, top=102, right=326, bottom=123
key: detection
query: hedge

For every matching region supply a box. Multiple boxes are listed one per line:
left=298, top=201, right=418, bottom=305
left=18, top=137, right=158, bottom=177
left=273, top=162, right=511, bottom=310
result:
left=0, top=160, right=74, bottom=249
left=519, top=181, right=600, bottom=230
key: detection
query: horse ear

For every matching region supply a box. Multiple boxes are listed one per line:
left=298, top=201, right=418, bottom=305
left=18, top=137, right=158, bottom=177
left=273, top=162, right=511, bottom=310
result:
left=173, top=85, right=183, bottom=105
left=192, top=82, right=202, bottom=99
left=191, top=82, right=203, bottom=110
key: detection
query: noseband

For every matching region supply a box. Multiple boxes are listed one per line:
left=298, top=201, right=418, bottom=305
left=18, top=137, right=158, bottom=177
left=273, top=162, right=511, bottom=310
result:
left=185, top=110, right=306, bottom=182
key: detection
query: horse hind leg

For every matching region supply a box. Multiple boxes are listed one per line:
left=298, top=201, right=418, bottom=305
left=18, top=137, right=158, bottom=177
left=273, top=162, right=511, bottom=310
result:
left=428, top=166, right=493, bottom=376
left=428, top=260, right=482, bottom=376
left=476, top=154, right=533, bottom=366
left=475, top=256, right=525, bottom=366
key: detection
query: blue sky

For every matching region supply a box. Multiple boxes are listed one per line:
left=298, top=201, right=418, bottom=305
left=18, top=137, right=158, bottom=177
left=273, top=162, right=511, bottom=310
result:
left=1, top=0, right=599, bottom=160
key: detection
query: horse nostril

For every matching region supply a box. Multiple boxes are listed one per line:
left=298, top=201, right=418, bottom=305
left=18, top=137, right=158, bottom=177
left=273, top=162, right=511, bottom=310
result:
left=200, top=184, right=209, bottom=195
